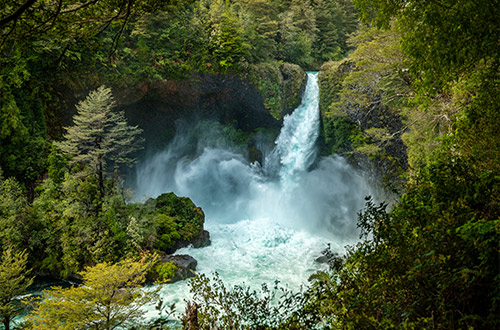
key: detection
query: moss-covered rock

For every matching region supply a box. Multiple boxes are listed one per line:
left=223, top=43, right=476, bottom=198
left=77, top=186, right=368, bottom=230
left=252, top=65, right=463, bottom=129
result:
left=318, top=60, right=361, bottom=156
left=152, top=192, right=208, bottom=253
left=148, top=254, right=198, bottom=284
left=280, top=63, right=308, bottom=112
left=129, top=192, right=210, bottom=255
left=248, top=61, right=307, bottom=120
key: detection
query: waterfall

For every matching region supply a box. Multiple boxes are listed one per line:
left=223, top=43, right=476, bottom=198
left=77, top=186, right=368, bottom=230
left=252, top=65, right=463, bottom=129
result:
left=275, top=73, right=320, bottom=184
left=134, top=72, right=373, bottom=314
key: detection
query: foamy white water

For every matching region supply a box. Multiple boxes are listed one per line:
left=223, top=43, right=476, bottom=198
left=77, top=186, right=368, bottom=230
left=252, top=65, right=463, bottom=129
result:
left=134, top=72, right=373, bottom=317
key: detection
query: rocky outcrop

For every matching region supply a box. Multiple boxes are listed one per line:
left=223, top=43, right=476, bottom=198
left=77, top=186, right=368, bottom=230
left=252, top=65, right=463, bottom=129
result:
left=139, top=192, right=210, bottom=254
left=247, top=62, right=307, bottom=120
left=171, top=229, right=211, bottom=252
left=161, top=254, right=198, bottom=283
left=147, top=253, right=199, bottom=284
left=117, top=74, right=282, bottom=146
left=190, top=230, right=211, bottom=249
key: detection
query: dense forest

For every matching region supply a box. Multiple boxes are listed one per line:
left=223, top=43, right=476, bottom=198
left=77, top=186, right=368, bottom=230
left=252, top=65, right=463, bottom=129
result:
left=0, top=0, right=499, bottom=329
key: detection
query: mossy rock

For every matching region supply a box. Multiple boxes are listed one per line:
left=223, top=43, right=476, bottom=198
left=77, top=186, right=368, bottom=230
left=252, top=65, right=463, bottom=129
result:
left=152, top=192, right=206, bottom=253
left=147, top=254, right=199, bottom=284
left=248, top=61, right=306, bottom=120
left=279, top=63, right=307, bottom=112
left=155, top=192, right=204, bottom=228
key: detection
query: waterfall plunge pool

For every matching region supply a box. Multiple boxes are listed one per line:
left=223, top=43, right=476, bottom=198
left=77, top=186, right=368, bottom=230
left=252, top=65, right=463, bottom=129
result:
left=133, top=73, right=375, bottom=318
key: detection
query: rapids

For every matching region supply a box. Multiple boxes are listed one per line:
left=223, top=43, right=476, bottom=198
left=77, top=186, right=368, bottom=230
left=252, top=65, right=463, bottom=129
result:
left=133, top=72, right=373, bottom=314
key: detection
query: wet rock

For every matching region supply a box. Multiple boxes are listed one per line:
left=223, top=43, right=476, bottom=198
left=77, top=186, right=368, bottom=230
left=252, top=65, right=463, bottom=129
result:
left=161, top=254, right=198, bottom=283
left=191, top=230, right=211, bottom=248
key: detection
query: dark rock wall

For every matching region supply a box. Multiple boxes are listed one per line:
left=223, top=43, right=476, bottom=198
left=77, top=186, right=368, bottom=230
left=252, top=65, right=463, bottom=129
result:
left=119, top=74, right=283, bottom=147
left=117, top=64, right=307, bottom=149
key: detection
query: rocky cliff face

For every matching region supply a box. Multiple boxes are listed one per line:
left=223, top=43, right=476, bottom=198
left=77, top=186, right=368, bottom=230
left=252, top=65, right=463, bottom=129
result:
left=319, top=60, right=408, bottom=190
left=115, top=63, right=307, bottom=148
left=54, top=63, right=307, bottom=150
left=247, top=62, right=307, bottom=120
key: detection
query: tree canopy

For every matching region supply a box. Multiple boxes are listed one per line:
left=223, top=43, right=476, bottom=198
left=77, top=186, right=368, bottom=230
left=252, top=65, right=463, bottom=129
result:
left=353, top=0, right=500, bottom=91
left=26, top=256, right=159, bottom=330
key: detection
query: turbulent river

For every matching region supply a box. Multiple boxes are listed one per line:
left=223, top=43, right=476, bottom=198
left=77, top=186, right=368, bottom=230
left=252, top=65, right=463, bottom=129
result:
left=133, top=72, right=374, bottom=316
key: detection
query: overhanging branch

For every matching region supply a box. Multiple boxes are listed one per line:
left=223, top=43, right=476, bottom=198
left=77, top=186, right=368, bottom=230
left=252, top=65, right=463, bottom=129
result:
left=0, top=0, right=38, bottom=27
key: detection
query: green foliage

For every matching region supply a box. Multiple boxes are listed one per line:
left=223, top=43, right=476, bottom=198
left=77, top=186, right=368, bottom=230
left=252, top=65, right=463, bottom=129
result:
left=0, top=175, right=30, bottom=253
left=247, top=61, right=306, bottom=120
left=153, top=261, right=178, bottom=283
left=152, top=193, right=204, bottom=249
left=278, top=0, right=315, bottom=67
left=187, top=273, right=304, bottom=329
left=30, top=165, right=205, bottom=277
left=0, top=249, right=34, bottom=330
left=237, top=0, right=280, bottom=62
left=318, top=26, right=410, bottom=188
left=0, top=56, right=48, bottom=189
left=451, top=65, right=500, bottom=174
left=353, top=0, right=500, bottom=93
left=57, top=86, right=143, bottom=189
left=25, top=256, right=160, bottom=330
left=401, top=95, right=452, bottom=170
left=248, top=62, right=283, bottom=119
left=203, top=2, right=251, bottom=73
left=312, top=0, right=359, bottom=64
left=103, top=0, right=359, bottom=85
left=298, top=158, right=500, bottom=329
left=152, top=214, right=181, bottom=252
left=320, top=114, right=361, bottom=156
left=32, top=170, right=112, bottom=277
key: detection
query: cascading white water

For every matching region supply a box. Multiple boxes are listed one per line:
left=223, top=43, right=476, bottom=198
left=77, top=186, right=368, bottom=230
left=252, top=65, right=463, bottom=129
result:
left=275, top=73, right=320, bottom=186
left=134, top=72, right=373, bottom=315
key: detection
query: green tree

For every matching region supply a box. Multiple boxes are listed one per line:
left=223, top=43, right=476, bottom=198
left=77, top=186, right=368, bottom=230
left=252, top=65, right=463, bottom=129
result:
left=0, top=173, right=28, bottom=253
left=279, top=0, right=315, bottom=66
left=57, top=86, right=143, bottom=201
left=187, top=273, right=302, bottom=330
left=0, top=249, right=34, bottom=330
left=311, top=0, right=358, bottom=62
left=25, top=256, right=159, bottom=330
left=31, top=170, right=130, bottom=278
left=237, top=0, right=281, bottom=61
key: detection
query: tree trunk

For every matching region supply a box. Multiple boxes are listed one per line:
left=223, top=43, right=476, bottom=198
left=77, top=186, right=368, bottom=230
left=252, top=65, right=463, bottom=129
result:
left=3, top=315, right=10, bottom=330
left=182, top=302, right=199, bottom=330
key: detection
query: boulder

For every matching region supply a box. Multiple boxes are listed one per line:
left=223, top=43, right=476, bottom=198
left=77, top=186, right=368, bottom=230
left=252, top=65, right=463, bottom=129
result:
left=160, top=254, right=198, bottom=283
left=191, top=230, right=211, bottom=248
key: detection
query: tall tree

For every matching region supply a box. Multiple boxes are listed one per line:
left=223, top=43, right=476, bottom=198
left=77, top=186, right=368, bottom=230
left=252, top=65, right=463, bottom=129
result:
left=0, top=249, right=34, bottom=330
left=312, top=0, right=358, bottom=62
left=57, top=86, right=143, bottom=201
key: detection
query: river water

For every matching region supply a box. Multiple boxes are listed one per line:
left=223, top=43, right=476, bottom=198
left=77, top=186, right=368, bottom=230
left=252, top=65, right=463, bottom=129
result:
left=133, top=72, right=373, bottom=317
